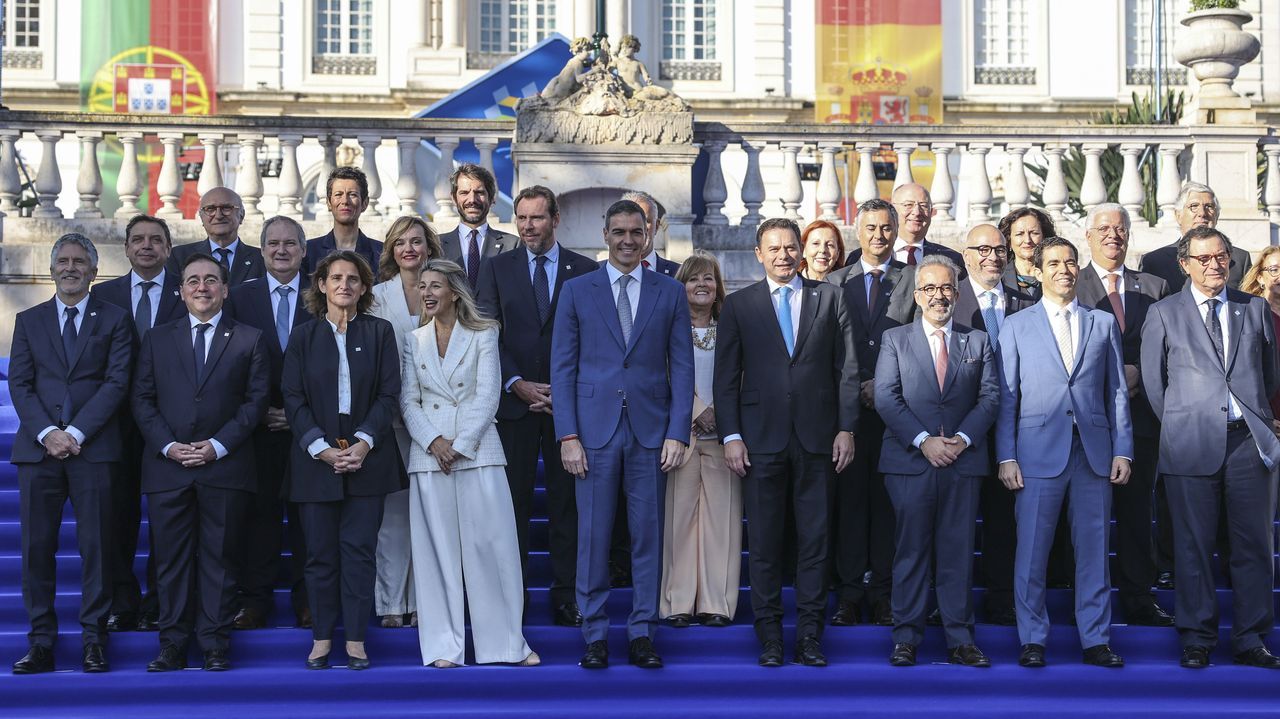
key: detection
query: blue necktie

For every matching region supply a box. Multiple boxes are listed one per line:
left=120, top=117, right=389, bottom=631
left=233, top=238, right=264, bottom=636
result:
left=981, top=290, right=1001, bottom=347
left=194, top=323, right=211, bottom=383
left=777, top=286, right=795, bottom=356
left=135, top=281, right=155, bottom=336
left=60, top=307, right=78, bottom=425
left=275, top=286, right=292, bottom=351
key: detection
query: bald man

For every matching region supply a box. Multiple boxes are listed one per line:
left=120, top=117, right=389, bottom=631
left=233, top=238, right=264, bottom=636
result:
left=167, top=188, right=266, bottom=287
left=846, top=184, right=962, bottom=269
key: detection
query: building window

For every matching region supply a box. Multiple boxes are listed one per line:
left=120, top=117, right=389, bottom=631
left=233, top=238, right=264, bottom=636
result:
left=1125, top=0, right=1187, bottom=86
left=313, top=0, right=375, bottom=75
left=476, top=0, right=556, bottom=55
left=660, top=0, right=720, bottom=81
left=973, top=0, right=1035, bottom=86
left=3, top=0, right=43, bottom=69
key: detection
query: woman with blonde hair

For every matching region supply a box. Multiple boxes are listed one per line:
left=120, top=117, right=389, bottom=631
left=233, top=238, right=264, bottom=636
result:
left=401, top=259, right=537, bottom=667
left=1241, top=246, right=1280, bottom=420
left=369, top=215, right=443, bottom=628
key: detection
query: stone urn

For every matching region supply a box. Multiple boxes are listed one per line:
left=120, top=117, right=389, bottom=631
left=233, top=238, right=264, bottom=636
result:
left=1173, top=7, right=1260, bottom=100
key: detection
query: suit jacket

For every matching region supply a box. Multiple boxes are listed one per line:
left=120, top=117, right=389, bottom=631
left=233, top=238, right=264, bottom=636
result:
left=1141, top=286, right=1280, bottom=474
left=400, top=323, right=506, bottom=473
left=282, top=314, right=403, bottom=501
left=226, top=275, right=315, bottom=407
left=874, top=320, right=999, bottom=476
left=368, top=278, right=422, bottom=360
left=1075, top=266, right=1170, bottom=438
left=826, top=261, right=917, bottom=382
left=167, top=239, right=266, bottom=287
left=551, top=266, right=694, bottom=450
left=846, top=239, right=963, bottom=269
left=1139, top=243, right=1252, bottom=293
left=303, top=229, right=383, bottom=279
left=476, top=244, right=599, bottom=421
left=439, top=225, right=519, bottom=272
left=714, top=278, right=860, bottom=455
left=650, top=254, right=680, bottom=277
left=90, top=272, right=187, bottom=347
left=996, top=302, right=1133, bottom=478
left=131, top=315, right=270, bottom=493
left=1002, top=263, right=1042, bottom=300
left=9, top=297, right=133, bottom=464
left=951, top=279, right=1037, bottom=336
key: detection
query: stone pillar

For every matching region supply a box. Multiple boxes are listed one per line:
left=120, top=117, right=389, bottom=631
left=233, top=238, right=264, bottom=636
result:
left=1187, top=126, right=1272, bottom=253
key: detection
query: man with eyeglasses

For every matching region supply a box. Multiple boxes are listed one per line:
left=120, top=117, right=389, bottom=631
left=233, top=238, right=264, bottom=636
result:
left=845, top=184, right=962, bottom=269
left=168, top=187, right=266, bottom=287
left=952, top=224, right=1036, bottom=626
left=1140, top=182, right=1252, bottom=292
left=996, top=236, right=1132, bottom=669
left=1141, top=226, right=1280, bottom=670
left=1074, top=203, right=1175, bottom=629
left=302, top=166, right=383, bottom=279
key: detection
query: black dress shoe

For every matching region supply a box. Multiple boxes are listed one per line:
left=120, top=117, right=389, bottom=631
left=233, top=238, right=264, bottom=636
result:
left=347, top=655, right=371, bottom=671
left=759, top=639, right=784, bottom=667
left=579, top=640, right=608, bottom=669
left=949, top=644, right=991, bottom=668
left=1082, top=644, right=1124, bottom=668
left=629, top=637, right=663, bottom=669
left=136, top=611, right=160, bottom=632
left=232, top=607, right=266, bottom=630
left=306, top=653, right=330, bottom=670
left=609, top=561, right=632, bottom=589
left=794, top=636, right=827, bottom=667
left=926, top=608, right=942, bottom=626
left=106, top=612, right=137, bottom=633
left=830, top=600, right=861, bottom=626
left=698, top=613, right=732, bottom=627
left=1155, top=571, right=1175, bottom=591
left=147, top=644, right=187, bottom=672
left=872, top=600, right=894, bottom=626
left=666, top=613, right=692, bottom=628
left=986, top=606, right=1018, bottom=626
left=1180, top=645, right=1210, bottom=669
left=1018, top=643, right=1046, bottom=668
left=12, top=645, right=54, bottom=674
left=552, top=603, right=584, bottom=627
left=1127, top=603, right=1175, bottom=627
left=82, top=643, right=109, bottom=673
left=203, top=648, right=231, bottom=671
left=889, top=643, right=916, bottom=667
left=1234, top=647, right=1280, bottom=669
left=295, top=607, right=313, bottom=629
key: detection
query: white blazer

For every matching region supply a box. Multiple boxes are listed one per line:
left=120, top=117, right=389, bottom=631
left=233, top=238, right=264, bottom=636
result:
left=400, top=321, right=506, bottom=473
left=369, top=278, right=420, bottom=356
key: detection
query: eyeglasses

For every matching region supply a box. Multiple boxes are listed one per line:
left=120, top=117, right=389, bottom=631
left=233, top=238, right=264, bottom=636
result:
left=916, top=284, right=957, bottom=297
left=1187, top=253, right=1230, bottom=267
left=200, top=204, right=239, bottom=216
left=966, top=245, right=1008, bottom=259
left=1089, top=224, right=1128, bottom=237
left=1184, top=202, right=1218, bottom=215
left=896, top=201, right=932, bottom=213
left=1262, top=265, right=1280, bottom=277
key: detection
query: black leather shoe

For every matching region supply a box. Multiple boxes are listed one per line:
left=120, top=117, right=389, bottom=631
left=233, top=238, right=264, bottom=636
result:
left=306, top=653, right=330, bottom=670
left=1155, top=571, right=1175, bottom=591
left=1018, top=644, right=1046, bottom=668
left=1082, top=644, right=1124, bottom=668
left=872, top=600, right=894, bottom=626
left=986, top=606, right=1018, bottom=626
left=203, top=648, right=231, bottom=671
left=82, top=643, right=109, bottom=673
left=794, top=636, right=827, bottom=667
left=830, top=600, right=861, bottom=626
left=666, top=613, right=692, bottom=629
left=949, top=644, right=991, bottom=668
left=1180, top=645, right=1210, bottom=669
left=579, top=640, right=608, bottom=669
left=347, top=655, right=371, bottom=671
left=136, top=611, right=160, bottom=632
left=106, top=612, right=137, bottom=633
left=889, top=643, right=916, bottom=667
left=758, top=639, right=784, bottom=667
left=552, top=603, right=584, bottom=627
left=1127, top=603, right=1175, bottom=627
left=628, top=637, right=663, bottom=668
left=147, top=644, right=187, bottom=672
left=926, top=608, right=943, bottom=626
left=1233, top=647, right=1280, bottom=669
left=232, top=607, right=266, bottom=630
left=698, top=613, right=731, bottom=627
left=609, top=561, right=632, bottom=589
left=12, top=645, right=54, bottom=674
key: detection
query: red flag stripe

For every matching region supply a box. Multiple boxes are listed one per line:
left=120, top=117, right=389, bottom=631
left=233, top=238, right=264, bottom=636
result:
left=817, top=0, right=941, bottom=27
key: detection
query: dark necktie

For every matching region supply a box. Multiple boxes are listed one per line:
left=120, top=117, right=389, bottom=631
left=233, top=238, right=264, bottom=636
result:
left=533, top=255, right=551, bottom=324
left=194, top=322, right=211, bottom=383
left=867, top=269, right=884, bottom=315
left=467, top=229, right=481, bottom=289
left=1204, top=298, right=1225, bottom=365
left=214, top=247, right=231, bottom=275
left=135, top=281, right=155, bottom=336
left=906, top=246, right=918, bottom=266
left=60, top=307, right=78, bottom=425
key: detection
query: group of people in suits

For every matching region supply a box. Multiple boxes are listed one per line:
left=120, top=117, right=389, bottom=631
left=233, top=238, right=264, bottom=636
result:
left=10, top=167, right=1280, bottom=675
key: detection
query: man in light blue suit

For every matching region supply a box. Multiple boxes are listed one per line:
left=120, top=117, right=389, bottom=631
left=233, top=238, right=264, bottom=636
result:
left=551, top=199, right=694, bottom=670
left=995, top=236, right=1133, bottom=669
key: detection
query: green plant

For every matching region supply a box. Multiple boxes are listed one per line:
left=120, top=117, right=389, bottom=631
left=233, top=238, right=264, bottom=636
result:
left=1189, top=0, right=1240, bottom=11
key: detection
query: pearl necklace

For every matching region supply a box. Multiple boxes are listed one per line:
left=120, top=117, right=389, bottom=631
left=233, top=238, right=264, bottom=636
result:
left=691, top=323, right=716, bottom=351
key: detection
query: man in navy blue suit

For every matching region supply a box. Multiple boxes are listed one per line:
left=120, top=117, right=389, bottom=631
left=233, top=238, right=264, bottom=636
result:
left=552, top=199, right=694, bottom=670
left=996, top=236, right=1132, bottom=669
left=10, top=234, right=133, bottom=673
left=167, top=187, right=265, bottom=287
left=132, top=253, right=270, bottom=672
left=302, top=167, right=382, bottom=278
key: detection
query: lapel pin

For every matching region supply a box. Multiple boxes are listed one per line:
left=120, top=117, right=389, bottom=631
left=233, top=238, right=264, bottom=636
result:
left=959, top=336, right=967, bottom=344
left=244, top=260, right=251, bottom=265
left=1234, top=310, right=1241, bottom=316
left=223, top=332, right=230, bottom=337
left=355, top=347, right=362, bottom=352
left=90, top=312, right=97, bottom=317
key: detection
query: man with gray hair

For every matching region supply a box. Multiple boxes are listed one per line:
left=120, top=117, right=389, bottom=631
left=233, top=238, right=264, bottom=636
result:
left=622, top=190, right=679, bottom=277
left=1140, top=182, right=1252, bottom=292
left=168, top=187, right=266, bottom=287
left=10, top=234, right=134, bottom=673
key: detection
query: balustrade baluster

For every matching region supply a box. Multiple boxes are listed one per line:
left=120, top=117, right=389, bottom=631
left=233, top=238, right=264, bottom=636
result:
left=893, top=142, right=917, bottom=189
left=0, top=131, right=20, bottom=216
left=1156, top=143, right=1185, bottom=227
left=1042, top=144, right=1070, bottom=222
left=1264, top=144, right=1280, bottom=224
left=475, top=137, right=500, bottom=223
left=33, top=131, right=64, bottom=219
left=854, top=143, right=879, bottom=204
left=1118, top=143, right=1147, bottom=218
left=739, top=139, right=765, bottom=227
left=701, top=140, right=729, bottom=225
left=396, top=135, right=421, bottom=216
left=74, top=131, right=104, bottom=219
left=317, top=134, right=338, bottom=204
left=779, top=141, right=804, bottom=220
left=1079, top=143, right=1108, bottom=213
left=197, top=133, right=225, bottom=196
left=236, top=134, right=265, bottom=218
left=966, top=143, right=994, bottom=222
left=928, top=143, right=956, bottom=225
left=433, top=136, right=459, bottom=220
left=816, top=142, right=842, bottom=221
left=277, top=134, right=304, bottom=219
left=115, top=132, right=143, bottom=219
left=1004, top=143, right=1031, bottom=211
left=155, top=133, right=185, bottom=220
left=357, top=135, right=384, bottom=217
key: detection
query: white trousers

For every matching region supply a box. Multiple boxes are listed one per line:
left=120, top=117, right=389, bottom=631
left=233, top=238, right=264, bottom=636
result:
left=374, top=425, right=416, bottom=616
left=409, top=465, right=532, bottom=665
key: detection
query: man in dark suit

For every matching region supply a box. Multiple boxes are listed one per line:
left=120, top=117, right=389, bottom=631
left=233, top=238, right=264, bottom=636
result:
left=716, top=217, right=859, bottom=667
left=1075, top=203, right=1174, bottom=628
left=437, top=163, right=519, bottom=290
left=876, top=255, right=999, bottom=668
left=302, top=166, right=382, bottom=278
left=90, top=214, right=187, bottom=633
left=1142, top=226, right=1280, bottom=670
left=9, top=234, right=133, bottom=674
left=167, top=187, right=266, bottom=287
left=477, top=185, right=598, bottom=628
left=132, top=253, right=270, bottom=672
left=226, top=216, right=314, bottom=630
left=1140, top=182, right=1251, bottom=292
left=551, top=199, right=694, bottom=670
left=997, top=237, right=1132, bottom=669
left=845, top=184, right=963, bottom=268
left=824, top=198, right=914, bottom=626
left=952, top=223, right=1036, bottom=625
left=624, top=190, right=680, bottom=277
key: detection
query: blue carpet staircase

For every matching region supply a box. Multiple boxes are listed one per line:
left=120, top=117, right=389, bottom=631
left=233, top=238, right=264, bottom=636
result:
left=1, top=359, right=1279, bottom=717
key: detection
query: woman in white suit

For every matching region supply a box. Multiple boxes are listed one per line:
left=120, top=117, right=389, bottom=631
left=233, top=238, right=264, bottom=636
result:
left=368, top=216, right=443, bottom=628
left=401, top=259, right=537, bottom=667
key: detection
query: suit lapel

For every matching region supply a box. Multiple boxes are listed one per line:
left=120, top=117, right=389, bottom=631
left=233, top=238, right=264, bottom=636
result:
left=483, top=228, right=506, bottom=258
left=67, top=301, right=101, bottom=372
left=1070, top=308, right=1094, bottom=377
left=198, top=319, right=236, bottom=391
left=1226, top=298, right=1246, bottom=372
left=942, top=328, right=965, bottom=395
left=422, top=322, right=452, bottom=398
left=906, top=321, right=941, bottom=399
left=625, top=271, right=659, bottom=356
left=791, top=283, right=820, bottom=357
left=440, top=323, right=472, bottom=381
left=40, top=300, right=70, bottom=372
left=172, top=320, right=198, bottom=388
left=844, top=265, right=871, bottom=321
left=1178, top=288, right=1225, bottom=372
left=590, top=270, right=627, bottom=351
left=158, top=274, right=182, bottom=322
left=754, top=281, right=791, bottom=358
left=1029, top=303, right=1070, bottom=380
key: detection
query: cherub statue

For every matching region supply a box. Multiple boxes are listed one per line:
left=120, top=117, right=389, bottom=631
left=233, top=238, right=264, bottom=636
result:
left=611, top=35, right=672, bottom=101
left=541, top=37, right=594, bottom=101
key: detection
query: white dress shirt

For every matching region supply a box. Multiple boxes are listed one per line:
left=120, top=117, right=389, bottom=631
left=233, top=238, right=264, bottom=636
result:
left=970, top=276, right=1006, bottom=321
left=505, top=244, right=563, bottom=394
left=1039, top=296, right=1082, bottom=357
left=1091, top=263, right=1126, bottom=312
left=893, top=239, right=922, bottom=265
left=209, top=238, right=241, bottom=266
left=161, top=312, right=228, bottom=460
left=605, top=261, right=643, bottom=323
left=306, top=318, right=376, bottom=457
left=38, top=295, right=92, bottom=445
left=911, top=319, right=972, bottom=449
left=460, top=222, right=489, bottom=276
left=130, top=269, right=166, bottom=327
left=1189, top=283, right=1243, bottom=421
left=266, top=273, right=301, bottom=332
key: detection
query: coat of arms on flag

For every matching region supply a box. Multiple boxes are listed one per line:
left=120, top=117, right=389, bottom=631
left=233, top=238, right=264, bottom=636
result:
left=113, top=63, right=185, bottom=114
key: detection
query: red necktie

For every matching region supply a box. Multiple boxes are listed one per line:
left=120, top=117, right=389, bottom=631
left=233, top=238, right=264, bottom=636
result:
left=907, top=246, right=918, bottom=266
left=1106, top=273, right=1126, bottom=332
left=642, top=260, right=651, bottom=269
left=934, top=329, right=948, bottom=391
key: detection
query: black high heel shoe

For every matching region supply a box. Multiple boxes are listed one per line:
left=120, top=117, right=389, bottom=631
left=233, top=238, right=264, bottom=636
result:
left=306, top=653, right=330, bottom=670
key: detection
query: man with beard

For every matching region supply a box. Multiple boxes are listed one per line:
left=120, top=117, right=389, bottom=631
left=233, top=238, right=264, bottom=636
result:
left=846, top=184, right=962, bottom=268
left=168, top=187, right=265, bottom=287
left=438, top=164, right=519, bottom=290
left=1140, top=182, right=1251, bottom=291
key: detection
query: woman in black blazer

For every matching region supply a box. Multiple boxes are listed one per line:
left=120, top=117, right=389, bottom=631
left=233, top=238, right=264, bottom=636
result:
left=282, top=250, right=402, bottom=670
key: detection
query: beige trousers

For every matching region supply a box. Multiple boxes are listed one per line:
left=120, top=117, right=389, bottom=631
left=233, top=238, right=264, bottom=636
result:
left=660, top=438, right=742, bottom=618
